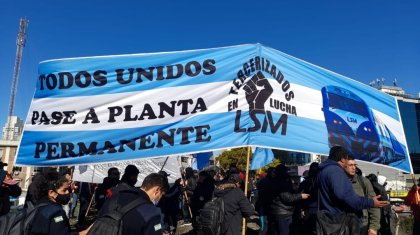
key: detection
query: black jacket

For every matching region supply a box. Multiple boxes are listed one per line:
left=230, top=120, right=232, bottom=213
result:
left=299, top=176, right=318, bottom=215
left=0, top=183, right=22, bottom=216
left=214, top=184, right=255, bottom=235
left=95, top=177, right=119, bottom=210
left=29, top=197, right=76, bottom=235
left=98, top=183, right=163, bottom=235
left=268, top=176, right=302, bottom=216
left=256, top=176, right=275, bottom=215
left=191, top=177, right=215, bottom=217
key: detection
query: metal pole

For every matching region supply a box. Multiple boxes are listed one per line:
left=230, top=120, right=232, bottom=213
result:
left=85, top=189, right=95, bottom=218
left=160, top=156, right=170, bottom=171
left=177, top=157, right=193, bottom=219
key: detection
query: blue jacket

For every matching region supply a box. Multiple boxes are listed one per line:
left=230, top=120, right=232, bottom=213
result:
left=317, top=159, right=373, bottom=215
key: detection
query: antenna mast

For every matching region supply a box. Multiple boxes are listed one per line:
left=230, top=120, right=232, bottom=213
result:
left=8, top=18, right=29, bottom=119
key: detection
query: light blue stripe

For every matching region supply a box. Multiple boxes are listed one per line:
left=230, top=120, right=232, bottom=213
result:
left=262, top=46, right=399, bottom=120
left=17, top=111, right=410, bottom=172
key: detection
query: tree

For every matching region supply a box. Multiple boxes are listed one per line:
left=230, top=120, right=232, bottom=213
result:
left=217, top=147, right=282, bottom=172
left=217, top=147, right=248, bottom=171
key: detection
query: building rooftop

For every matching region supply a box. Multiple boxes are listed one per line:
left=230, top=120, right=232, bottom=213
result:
left=377, top=85, right=420, bottom=102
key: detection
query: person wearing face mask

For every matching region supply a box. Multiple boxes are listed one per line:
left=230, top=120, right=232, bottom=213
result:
left=97, top=172, right=169, bottom=235
left=29, top=177, right=86, bottom=235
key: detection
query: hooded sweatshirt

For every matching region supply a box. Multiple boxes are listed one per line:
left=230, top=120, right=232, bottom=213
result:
left=317, top=159, right=373, bottom=214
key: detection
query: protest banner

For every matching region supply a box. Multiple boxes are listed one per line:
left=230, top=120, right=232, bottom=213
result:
left=16, top=44, right=412, bottom=173
left=72, top=155, right=184, bottom=185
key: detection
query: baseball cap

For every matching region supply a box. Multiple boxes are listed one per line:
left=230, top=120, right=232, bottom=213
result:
left=158, top=170, right=171, bottom=177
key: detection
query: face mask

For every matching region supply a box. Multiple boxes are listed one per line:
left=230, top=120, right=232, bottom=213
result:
left=55, top=193, right=71, bottom=205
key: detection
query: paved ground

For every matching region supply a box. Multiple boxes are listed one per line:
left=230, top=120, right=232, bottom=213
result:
left=175, top=216, right=260, bottom=235
left=175, top=221, right=193, bottom=235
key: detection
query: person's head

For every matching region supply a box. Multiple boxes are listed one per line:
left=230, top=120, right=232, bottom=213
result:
left=44, top=168, right=59, bottom=182
left=185, top=167, right=193, bottom=179
left=266, top=167, right=275, bottom=179
left=193, top=170, right=199, bottom=178
left=366, top=174, right=378, bottom=184
left=48, top=177, right=71, bottom=205
left=227, top=173, right=243, bottom=188
left=208, top=169, right=216, bottom=179
left=108, top=167, right=120, bottom=180
left=329, top=146, right=350, bottom=168
left=158, top=170, right=170, bottom=178
left=36, top=176, right=71, bottom=205
left=274, top=164, right=289, bottom=178
left=228, top=165, right=239, bottom=176
left=198, top=170, right=209, bottom=183
left=140, top=173, right=169, bottom=205
left=344, top=155, right=356, bottom=177
left=308, top=162, right=319, bottom=178
left=121, top=165, right=139, bottom=187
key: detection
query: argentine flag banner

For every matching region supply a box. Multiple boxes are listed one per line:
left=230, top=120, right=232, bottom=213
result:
left=16, top=44, right=413, bottom=173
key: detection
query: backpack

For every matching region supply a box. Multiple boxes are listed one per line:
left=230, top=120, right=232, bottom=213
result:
left=194, top=197, right=225, bottom=235
left=0, top=202, right=50, bottom=235
left=87, top=194, right=147, bottom=235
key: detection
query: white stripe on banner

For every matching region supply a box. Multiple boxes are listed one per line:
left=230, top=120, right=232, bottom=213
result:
left=25, top=80, right=325, bottom=131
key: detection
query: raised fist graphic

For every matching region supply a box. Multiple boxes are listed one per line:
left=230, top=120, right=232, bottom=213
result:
left=243, top=71, right=273, bottom=112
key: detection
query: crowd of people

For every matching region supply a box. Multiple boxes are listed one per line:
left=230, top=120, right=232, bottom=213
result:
left=0, top=145, right=419, bottom=235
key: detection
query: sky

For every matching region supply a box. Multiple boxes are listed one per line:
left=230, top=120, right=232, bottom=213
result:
left=1, top=0, right=419, bottom=128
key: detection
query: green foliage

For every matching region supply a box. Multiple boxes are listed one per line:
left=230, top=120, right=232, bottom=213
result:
left=217, top=147, right=249, bottom=171
left=217, top=147, right=280, bottom=172
left=259, top=158, right=281, bottom=172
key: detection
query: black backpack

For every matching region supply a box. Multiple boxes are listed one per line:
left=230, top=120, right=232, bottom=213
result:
left=87, top=194, right=147, bottom=235
left=0, top=202, right=50, bottom=235
left=194, top=197, right=225, bottom=235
